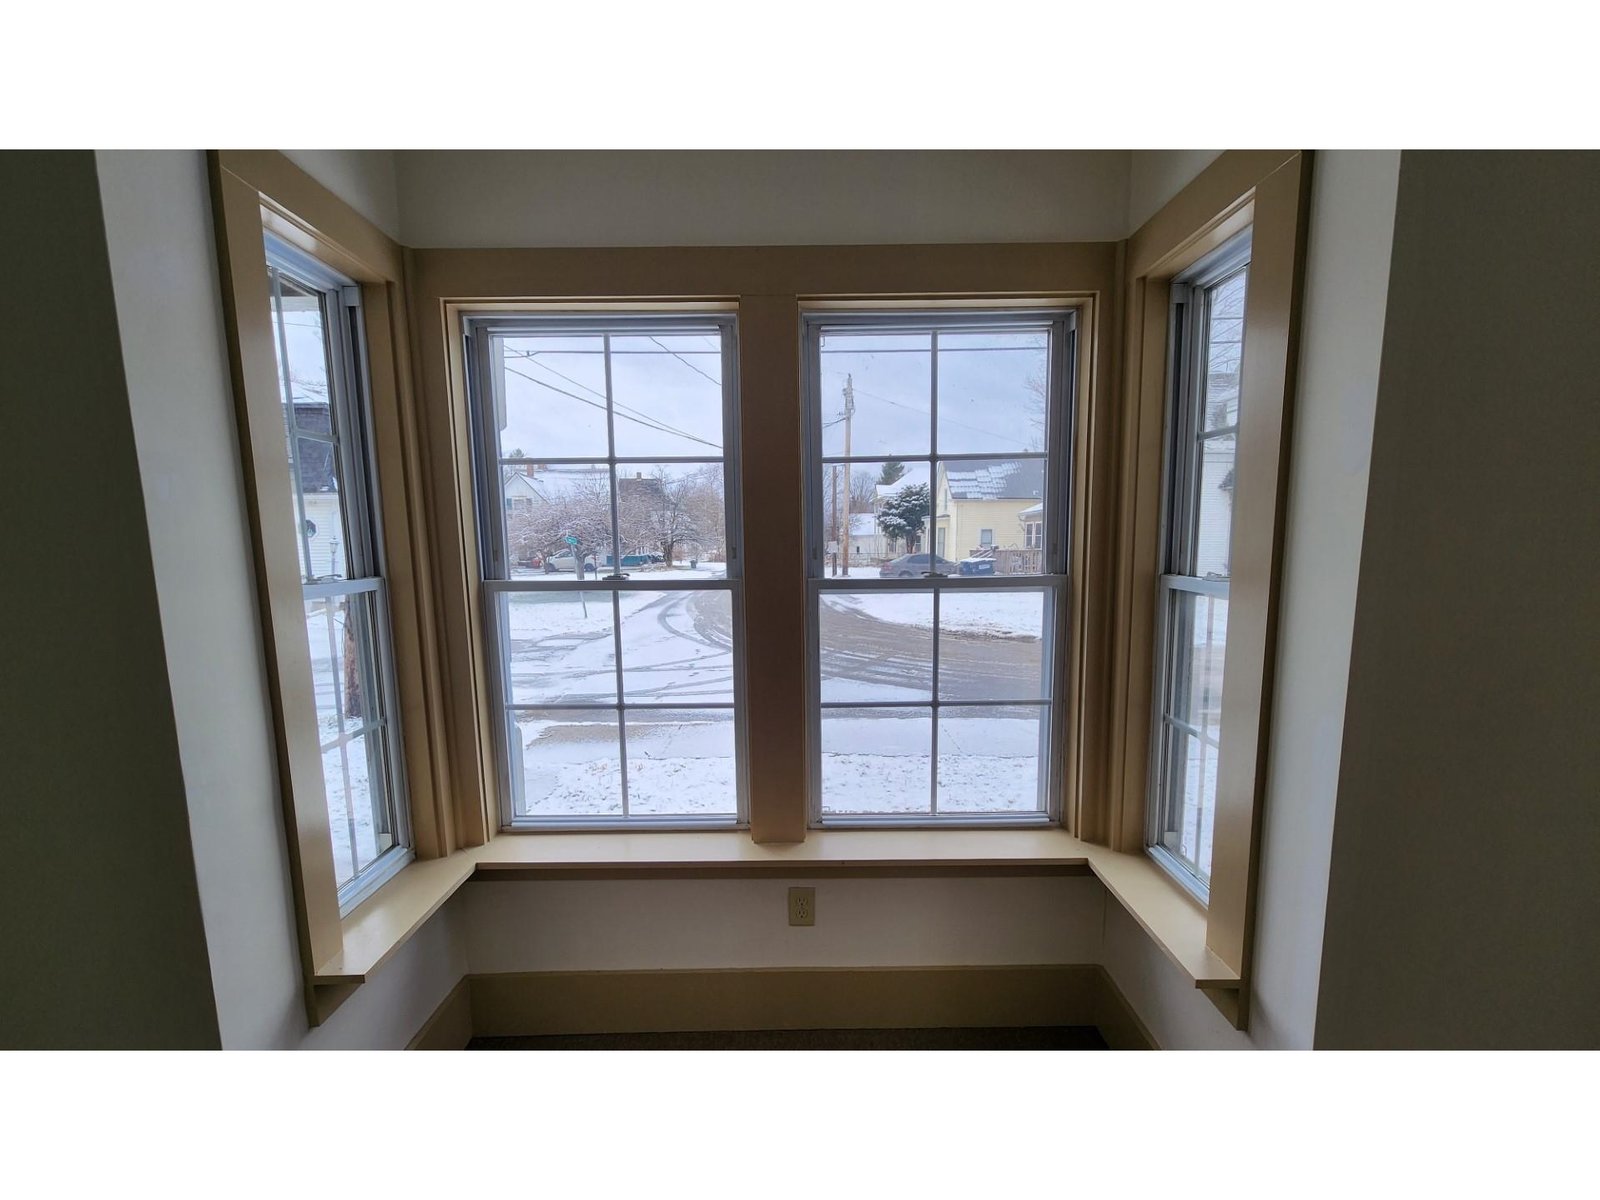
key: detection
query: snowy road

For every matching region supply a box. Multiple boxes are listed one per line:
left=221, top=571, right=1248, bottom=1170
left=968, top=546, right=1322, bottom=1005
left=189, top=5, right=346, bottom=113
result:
left=503, top=580, right=1051, bottom=818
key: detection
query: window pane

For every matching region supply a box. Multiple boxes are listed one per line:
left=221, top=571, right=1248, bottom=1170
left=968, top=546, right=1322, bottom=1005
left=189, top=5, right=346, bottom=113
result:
left=1166, top=591, right=1227, bottom=744
left=610, top=334, right=724, bottom=457
left=511, top=709, right=623, bottom=818
left=824, top=460, right=931, bottom=579
left=934, top=457, right=1046, bottom=575
left=293, top=437, right=346, bottom=580
left=817, top=331, right=931, bottom=458
left=1162, top=726, right=1217, bottom=878
left=1193, top=433, right=1236, bottom=579
left=620, top=590, right=733, bottom=703
left=305, top=592, right=386, bottom=742
left=1202, top=271, right=1247, bottom=431
left=271, top=274, right=332, bottom=424
left=501, top=463, right=614, bottom=579
left=500, top=591, right=615, bottom=705
left=624, top=708, right=737, bottom=816
left=937, top=705, right=1045, bottom=813
left=614, top=462, right=727, bottom=574
left=819, top=591, right=933, bottom=702
left=936, top=330, right=1049, bottom=455
left=820, top=707, right=932, bottom=815
left=323, top=733, right=392, bottom=888
left=938, top=589, right=1048, bottom=701
left=497, top=334, right=610, bottom=459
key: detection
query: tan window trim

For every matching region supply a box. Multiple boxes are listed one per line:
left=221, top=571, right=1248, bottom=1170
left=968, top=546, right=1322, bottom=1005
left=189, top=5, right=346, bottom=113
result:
left=409, top=246, right=1116, bottom=847
left=1105, top=150, right=1313, bottom=1028
left=209, top=150, right=454, bottom=1025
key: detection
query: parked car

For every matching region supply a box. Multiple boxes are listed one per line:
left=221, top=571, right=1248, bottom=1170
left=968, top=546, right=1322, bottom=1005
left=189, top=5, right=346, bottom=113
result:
left=544, top=550, right=597, bottom=573
left=602, top=551, right=655, bottom=569
left=958, top=556, right=997, bottom=576
left=879, top=552, right=959, bottom=578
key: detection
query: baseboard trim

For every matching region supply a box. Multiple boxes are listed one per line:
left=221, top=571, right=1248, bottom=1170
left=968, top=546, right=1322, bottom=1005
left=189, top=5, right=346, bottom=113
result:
left=409, top=964, right=1159, bottom=1048
left=467, top=964, right=1097, bottom=1038
left=406, top=975, right=473, bottom=1050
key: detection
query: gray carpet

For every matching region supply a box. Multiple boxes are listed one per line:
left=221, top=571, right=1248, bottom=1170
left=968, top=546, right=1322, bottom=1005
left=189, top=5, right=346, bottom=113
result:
left=469, top=1026, right=1107, bottom=1050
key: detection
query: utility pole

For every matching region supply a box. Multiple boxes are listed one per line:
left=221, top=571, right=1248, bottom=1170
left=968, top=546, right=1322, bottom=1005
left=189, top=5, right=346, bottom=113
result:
left=840, top=372, right=855, bottom=577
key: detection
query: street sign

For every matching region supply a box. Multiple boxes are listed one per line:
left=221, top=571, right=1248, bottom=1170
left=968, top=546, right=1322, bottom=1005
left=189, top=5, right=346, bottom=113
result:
left=564, top=534, right=580, bottom=546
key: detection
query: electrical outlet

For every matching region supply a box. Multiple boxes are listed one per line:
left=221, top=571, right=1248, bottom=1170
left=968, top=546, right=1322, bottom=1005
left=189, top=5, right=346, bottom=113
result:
left=788, top=886, right=816, bottom=926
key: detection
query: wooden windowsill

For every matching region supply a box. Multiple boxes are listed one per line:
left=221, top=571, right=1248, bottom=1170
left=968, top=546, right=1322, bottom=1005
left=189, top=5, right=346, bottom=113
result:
left=310, top=826, right=1238, bottom=1010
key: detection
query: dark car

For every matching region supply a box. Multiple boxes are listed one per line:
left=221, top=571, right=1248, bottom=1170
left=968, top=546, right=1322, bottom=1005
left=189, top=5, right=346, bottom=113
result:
left=879, top=552, right=959, bottom=578
left=958, top=556, right=997, bottom=576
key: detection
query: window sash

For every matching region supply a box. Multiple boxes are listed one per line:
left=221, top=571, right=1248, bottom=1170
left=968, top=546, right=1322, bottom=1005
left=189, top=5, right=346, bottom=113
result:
left=800, top=309, right=1076, bottom=828
left=464, top=314, right=748, bottom=831
left=266, top=240, right=412, bottom=910
left=1147, top=230, right=1252, bottom=901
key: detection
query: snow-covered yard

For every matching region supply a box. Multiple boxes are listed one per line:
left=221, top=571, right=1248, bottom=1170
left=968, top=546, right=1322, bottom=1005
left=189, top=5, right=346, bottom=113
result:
left=819, top=706, right=1044, bottom=814
left=514, top=709, right=738, bottom=817
left=820, top=588, right=1046, bottom=640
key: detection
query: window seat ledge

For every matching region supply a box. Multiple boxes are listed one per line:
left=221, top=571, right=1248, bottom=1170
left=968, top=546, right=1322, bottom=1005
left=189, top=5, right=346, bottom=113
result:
left=310, top=828, right=1236, bottom=1019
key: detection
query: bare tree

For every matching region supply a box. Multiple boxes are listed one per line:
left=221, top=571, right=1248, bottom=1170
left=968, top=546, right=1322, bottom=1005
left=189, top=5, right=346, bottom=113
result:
left=618, top=466, right=723, bottom=565
left=850, top=467, right=876, bottom=512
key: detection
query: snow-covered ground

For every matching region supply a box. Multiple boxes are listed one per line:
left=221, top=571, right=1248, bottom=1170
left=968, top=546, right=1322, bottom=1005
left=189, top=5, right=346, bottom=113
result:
left=820, top=588, right=1045, bottom=640
left=305, top=564, right=1061, bottom=833
left=305, top=599, right=390, bottom=885
left=818, top=706, right=1044, bottom=814
left=513, top=709, right=738, bottom=817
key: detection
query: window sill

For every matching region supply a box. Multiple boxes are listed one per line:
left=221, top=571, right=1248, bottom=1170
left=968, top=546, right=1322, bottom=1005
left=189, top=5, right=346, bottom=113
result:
left=308, top=826, right=1237, bottom=1023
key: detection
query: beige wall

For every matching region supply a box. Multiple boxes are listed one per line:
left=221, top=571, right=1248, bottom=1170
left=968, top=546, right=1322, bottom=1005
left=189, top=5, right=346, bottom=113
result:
left=461, top=876, right=1104, bottom=974
left=94, top=148, right=465, bottom=1048
left=394, top=150, right=1131, bottom=247
left=0, top=151, right=219, bottom=1047
left=1314, top=151, right=1600, bottom=1048
left=1101, top=149, right=1402, bottom=1048
left=281, top=149, right=401, bottom=240
left=1126, top=150, right=1223, bottom=233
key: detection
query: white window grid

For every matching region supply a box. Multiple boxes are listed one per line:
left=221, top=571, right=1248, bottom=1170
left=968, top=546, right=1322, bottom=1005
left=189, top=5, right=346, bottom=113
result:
left=801, top=309, right=1077, bottom=828
left=463, top=314, right=748, bottom=831
left=265, top=237, right=412, bottom=912
left=1147, top=230, right=1253, bottom=902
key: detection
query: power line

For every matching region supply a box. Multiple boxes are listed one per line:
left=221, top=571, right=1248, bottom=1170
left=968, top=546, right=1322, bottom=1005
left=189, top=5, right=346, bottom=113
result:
left=506, top=347, right=716, bottom=446
left=649, top=335, right=722, bottom=387
left=504, top=348, right=723, bottom=452
left=500, top=361, right=723, bottom=452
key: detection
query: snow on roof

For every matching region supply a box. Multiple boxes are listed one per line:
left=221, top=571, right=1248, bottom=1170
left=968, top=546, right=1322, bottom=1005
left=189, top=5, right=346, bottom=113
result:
left=1019, top=501, right=1044, bottom=517
left=940, top=458, right=1045, bottom=501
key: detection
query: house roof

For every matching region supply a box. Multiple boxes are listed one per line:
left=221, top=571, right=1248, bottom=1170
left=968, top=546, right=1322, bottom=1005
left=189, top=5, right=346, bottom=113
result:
left=291, top=402, right=336, bottom=492
left=940, top=458, right=1045, bottom=501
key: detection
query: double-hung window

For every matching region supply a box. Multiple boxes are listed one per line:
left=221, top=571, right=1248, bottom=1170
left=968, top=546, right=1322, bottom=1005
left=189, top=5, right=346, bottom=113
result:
left=265, top=239, right=411, bottom=910
left=802, top=309, right=1075, bottom=825
left=1148, top=231, right=1252, bottom=899
left=465, top=314, right=745, bottom=829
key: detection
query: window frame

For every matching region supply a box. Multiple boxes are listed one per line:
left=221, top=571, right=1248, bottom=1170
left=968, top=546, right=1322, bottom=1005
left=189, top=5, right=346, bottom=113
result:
left=210, top=150, right=455, bottom=1025
left=799, top=307, right=1077, bottom=829
left=461, top=312, right=749, bottom=832
left=265, top=237, right=415, bottom=913
left=1146, top=230, right=1253, bottom=903
left=1108, top=150, right=1313, bottom=1027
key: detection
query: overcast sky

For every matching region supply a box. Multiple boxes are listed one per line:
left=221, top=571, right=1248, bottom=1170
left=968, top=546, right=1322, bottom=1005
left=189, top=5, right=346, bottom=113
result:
left=497, top=333, right=725, bottom=461
left=818, top=329, right=1048, bottom=458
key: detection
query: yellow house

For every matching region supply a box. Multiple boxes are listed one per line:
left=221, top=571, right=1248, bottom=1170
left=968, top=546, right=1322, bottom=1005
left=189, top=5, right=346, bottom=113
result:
left=933, top=458, right=1045, bottom=564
